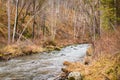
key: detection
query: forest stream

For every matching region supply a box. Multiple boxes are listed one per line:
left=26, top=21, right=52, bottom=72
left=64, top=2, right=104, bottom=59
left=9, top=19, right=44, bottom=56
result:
left=0, top=44, right=89, bottom=80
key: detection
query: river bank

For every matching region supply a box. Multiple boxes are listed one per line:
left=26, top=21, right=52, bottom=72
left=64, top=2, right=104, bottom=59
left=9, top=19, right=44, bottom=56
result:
left=0, top=43, right=44, bottom=60
left=0, top=39, right=88, bottom=60
left=61, top=52, right=120, bottom=80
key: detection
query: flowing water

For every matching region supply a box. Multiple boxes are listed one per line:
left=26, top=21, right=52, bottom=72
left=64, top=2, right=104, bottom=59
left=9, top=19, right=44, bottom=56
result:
left=0, top=44, right=89, bottom=80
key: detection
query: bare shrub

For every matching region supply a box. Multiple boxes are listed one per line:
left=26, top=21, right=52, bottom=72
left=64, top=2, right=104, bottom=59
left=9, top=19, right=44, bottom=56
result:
left=94, top=28, right=120, bottom=57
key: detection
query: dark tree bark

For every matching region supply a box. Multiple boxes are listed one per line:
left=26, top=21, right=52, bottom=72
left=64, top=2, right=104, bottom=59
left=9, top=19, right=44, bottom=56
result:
left=116, top=0, right=120, bottom=26
left=32, top=0, right=36, bottom=40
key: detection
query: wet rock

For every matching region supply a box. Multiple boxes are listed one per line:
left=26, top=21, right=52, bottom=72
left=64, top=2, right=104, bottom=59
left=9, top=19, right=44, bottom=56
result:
left=59, top=72, right=69, bottom=80
left=60, top=54, right=65, bottom=56
left=68, top=72, right=82, bottom=80
left=54, top=47, right=61, bottom=51
left=46, top=46, right=61, bottom=52
left=61, top=68, right=69, bottom=73
left=73, top=48, right=77, bottom=50
left=83, top=56, right=92, bottom=65
left=63, top=61, right=72, bottom=66
left=46, top=46, right=55, bottom=51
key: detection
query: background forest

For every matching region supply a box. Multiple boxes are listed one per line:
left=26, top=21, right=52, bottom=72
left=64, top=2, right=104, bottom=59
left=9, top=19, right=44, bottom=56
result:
left=0, top=0, right=119, bottom=45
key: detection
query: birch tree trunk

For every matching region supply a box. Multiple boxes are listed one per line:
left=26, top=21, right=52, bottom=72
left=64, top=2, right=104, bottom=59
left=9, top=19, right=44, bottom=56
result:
left=12, top=0, right=19, bottom=42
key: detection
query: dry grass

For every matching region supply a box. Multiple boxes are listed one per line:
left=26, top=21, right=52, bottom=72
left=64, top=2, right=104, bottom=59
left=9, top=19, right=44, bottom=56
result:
left=93, top=28, right=120, bottom=59
left=62, top=53, right=120, bottom=80
left=0, top=42, right=44, bottom=60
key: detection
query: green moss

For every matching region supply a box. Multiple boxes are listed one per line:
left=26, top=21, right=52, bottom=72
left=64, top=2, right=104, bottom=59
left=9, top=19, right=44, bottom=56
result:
left=106, top=68, right=114, bottom=74
left=68, top=77, right=75, bottom=80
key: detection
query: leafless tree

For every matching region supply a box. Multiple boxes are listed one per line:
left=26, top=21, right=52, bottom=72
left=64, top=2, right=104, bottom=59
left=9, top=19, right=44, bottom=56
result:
left=7, top=0, right=11, bottom=44
left=32, top=0, right=36, bottom=40
left=12, top=0, right=19, bottom=42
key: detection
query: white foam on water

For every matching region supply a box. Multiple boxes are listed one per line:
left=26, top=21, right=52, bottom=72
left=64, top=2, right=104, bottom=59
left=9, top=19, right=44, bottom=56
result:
left=0, top=44, right=89, bottom=80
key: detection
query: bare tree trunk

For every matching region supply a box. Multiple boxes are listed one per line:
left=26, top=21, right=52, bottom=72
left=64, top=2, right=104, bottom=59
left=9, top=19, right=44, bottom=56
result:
left=116, top=0, right=120, bottom=26
left=7, top=0, right=11, bottom=44
left=18, top=0, right=26, bottom=17
left=97, top=0, right=101, bottom=36
left=32, top=0, right=36, bottom=40
left=12, top=0, right=19, bottom=43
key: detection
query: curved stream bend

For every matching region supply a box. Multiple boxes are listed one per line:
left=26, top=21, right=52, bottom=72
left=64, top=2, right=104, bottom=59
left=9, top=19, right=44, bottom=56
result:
left=0, top=44, right=89, bottom=80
